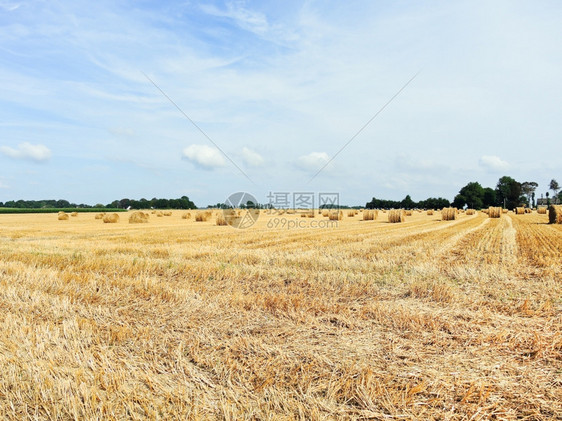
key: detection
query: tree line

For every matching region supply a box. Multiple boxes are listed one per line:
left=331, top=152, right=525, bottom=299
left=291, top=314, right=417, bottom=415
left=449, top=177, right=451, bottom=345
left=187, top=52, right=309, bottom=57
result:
left=366, top=177, right=560, bottom=210
left=0, top=196, right=197, bottom=210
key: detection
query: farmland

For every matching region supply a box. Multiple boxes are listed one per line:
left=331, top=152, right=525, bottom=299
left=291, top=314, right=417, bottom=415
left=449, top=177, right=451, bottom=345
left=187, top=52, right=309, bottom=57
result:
left=0, top=210, right=560, bottom=420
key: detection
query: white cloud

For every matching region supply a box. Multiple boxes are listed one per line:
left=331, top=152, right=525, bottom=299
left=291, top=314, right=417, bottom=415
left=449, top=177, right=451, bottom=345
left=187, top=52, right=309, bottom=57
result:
left=0, top=142, right=51, bottom=162
left=241, top=147, right=264, bottom=167
left=0, top=180, right=9, bottom=189
left=479, top=155, right=510, bottom=172
left=0, top=2, right=20, bottom=12
left=182, top=144, right=226, bottom=169
left=296, top=152, right=331, bottom=172
left=200, top=2, right=269, bottom=36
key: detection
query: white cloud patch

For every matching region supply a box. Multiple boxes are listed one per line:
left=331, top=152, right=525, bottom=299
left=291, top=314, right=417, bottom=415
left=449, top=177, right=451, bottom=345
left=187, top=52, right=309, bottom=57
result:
left=182, top=144, right=226, bottom=169
left=200, top=2, right=269, bottom=35
left=296, top=152, right=331, bottom=172
left=0, top=2, right=21, bottom=12
left=0, top=180, right=9, bottom=189
left=241, top=147, right=264, bottom=167
left=0, top=142, right=51, bottom=162
left=479, top=155, right=510, bottom=172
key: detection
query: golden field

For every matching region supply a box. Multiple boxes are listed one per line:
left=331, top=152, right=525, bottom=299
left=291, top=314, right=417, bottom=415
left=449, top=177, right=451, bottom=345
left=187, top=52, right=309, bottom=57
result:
left=0, top=210, right=560, bottom=420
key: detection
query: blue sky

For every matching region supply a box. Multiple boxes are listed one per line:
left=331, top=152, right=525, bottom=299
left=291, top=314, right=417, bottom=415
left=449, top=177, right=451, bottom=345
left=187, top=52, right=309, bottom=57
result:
left=1, top=0, right=561, bottom=207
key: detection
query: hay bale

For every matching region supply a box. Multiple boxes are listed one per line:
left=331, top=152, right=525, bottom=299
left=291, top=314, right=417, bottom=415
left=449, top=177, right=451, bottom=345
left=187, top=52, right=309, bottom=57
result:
left=94, top=213, right=105, bottom=219
left=321, top=210, right=329, bottom=217
left=548, top=205, right=562, bottom=224
left=216, top=214, right=227, bottom=226
left=405, top=210, right=413, bottom=216
left=427, top=209, right=434, bottom=216
left=388, top=209, right=406, bottom=223
left=195, top=211, right=212, bottom=222
left=488, top=207, right=502, bottom=218
left=71, top=212, right=78, bottom=217
left=58, top=213, right=69, bottom=220
left=182, top=212, right=191, bottom=219
left=162, top=211, right=172, bottom=216
left=129, top=211, right=149, bottom=224
left=441, top=207, right=457, bottom=221
left=328, top=210, right=342, bottom=221
left=525, top=208, right=532, bottom=213
left=155, top=211, right=164, bottom=217
left=537, top=207, right=547, bottom=214
left=465, top=209, right=476, bottom=215
left=502, top=209, right=508, bottom=214
left=103, top=213, right=119, bottom=223
left=347, top=210, right=356, bottom=217
left=515, top=207, right=525, bottom=215
left=363, top=210, right=378, bottom=221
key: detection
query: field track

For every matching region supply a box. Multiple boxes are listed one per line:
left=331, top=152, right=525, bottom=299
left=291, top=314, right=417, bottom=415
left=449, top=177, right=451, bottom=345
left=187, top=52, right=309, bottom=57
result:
left=0, top=211, right=560, bottom=420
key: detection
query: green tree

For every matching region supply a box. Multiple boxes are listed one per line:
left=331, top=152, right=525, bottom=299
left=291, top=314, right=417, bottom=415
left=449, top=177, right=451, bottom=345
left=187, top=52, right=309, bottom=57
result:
left=482, top=188, right=497, bottom=207
left=520, top=181, right=538, bottom=207
left=496, top=176, right=522, bottom=209
left=453, top=182, right=484, bottom=209
left=400, top=195, right=415, bottom=209
left=550, top=179, right=560, bottom=203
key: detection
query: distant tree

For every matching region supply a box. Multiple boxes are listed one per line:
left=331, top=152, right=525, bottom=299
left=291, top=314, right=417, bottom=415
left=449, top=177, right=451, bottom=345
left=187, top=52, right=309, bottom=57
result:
left=452, top=194, right=466, bottom=209
left=520, top=181, right=538, bottom=207
left=495, top=176, right=522, bottom=209
left=550, top=179, right=560, bottom=203
left=55, top=199, right=71, bottom=208
left=453, top=182, right=484, bottom=209
left=400, top=195, right=415, bottom=209
left=482, top=188, right=496, bottom=208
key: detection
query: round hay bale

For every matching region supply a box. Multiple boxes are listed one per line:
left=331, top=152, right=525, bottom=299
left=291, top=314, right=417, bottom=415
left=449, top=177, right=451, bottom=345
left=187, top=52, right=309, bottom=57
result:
left=405, top=210, right=413, bottom=216
left=155, top=211, right=164, bottom=217
left=216, top=214, right=227, bottom=226
left=195, top=211, right=211, bottom=222
left=58, top=213, right=69, bottom=220
left=548, top=205, right=562, bottom=224
left=103, top=213, right=120, bottom=223
left=321, top=210, right=329, bottom=217
left=441, top=207, right=457, bottom=221
left=515, top=207, right=525, bottom=215
left=537, top=207, right=547, bottom=214
left=388, top=209, right=406, bottom=223
left=129, top=211, right=149, bottom=224
left=71, top=212, right=78, bottom=217
left=488, top=207, right=502, bottom=218
left=465, top=209, right=476, bottom=215
left=163, top=211, right=172, bottom=216
left=363, top=209, right=378, bottom=221
left=328, top=210, right=343, bottom=221
left=95, top=213, right=106, bottom=219
left=427, top=209, right=434, bottom=216
left=181, top=212, right=191, bottom=219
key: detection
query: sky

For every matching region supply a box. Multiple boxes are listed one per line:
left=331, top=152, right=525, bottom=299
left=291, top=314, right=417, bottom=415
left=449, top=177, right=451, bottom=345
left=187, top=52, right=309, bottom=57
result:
left=1, top=0, right=561, bottom=207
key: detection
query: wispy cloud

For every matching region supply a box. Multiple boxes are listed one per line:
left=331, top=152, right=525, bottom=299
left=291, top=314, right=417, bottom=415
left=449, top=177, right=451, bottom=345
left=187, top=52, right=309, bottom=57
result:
left=241, top=147, right=264, bottom=167
left=296, top=152, right=331, bottom=172
left=182, top=144, right=226, bottom=170
left=0, top=142, right=51, bottom=162
left=199, top=2, right=269, bottom=36
left=0, top=2, right=20, bottom=12
left=479, top=155, right=510, bottom=172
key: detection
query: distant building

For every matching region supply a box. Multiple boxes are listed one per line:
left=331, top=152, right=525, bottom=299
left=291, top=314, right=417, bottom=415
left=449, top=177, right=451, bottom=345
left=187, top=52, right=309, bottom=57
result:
left=537, top=197, right=560, bottom=206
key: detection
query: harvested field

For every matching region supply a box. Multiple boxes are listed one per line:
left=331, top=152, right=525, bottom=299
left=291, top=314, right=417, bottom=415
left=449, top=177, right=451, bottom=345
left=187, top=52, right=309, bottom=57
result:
left=0, top=211, right=560, bottom=420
